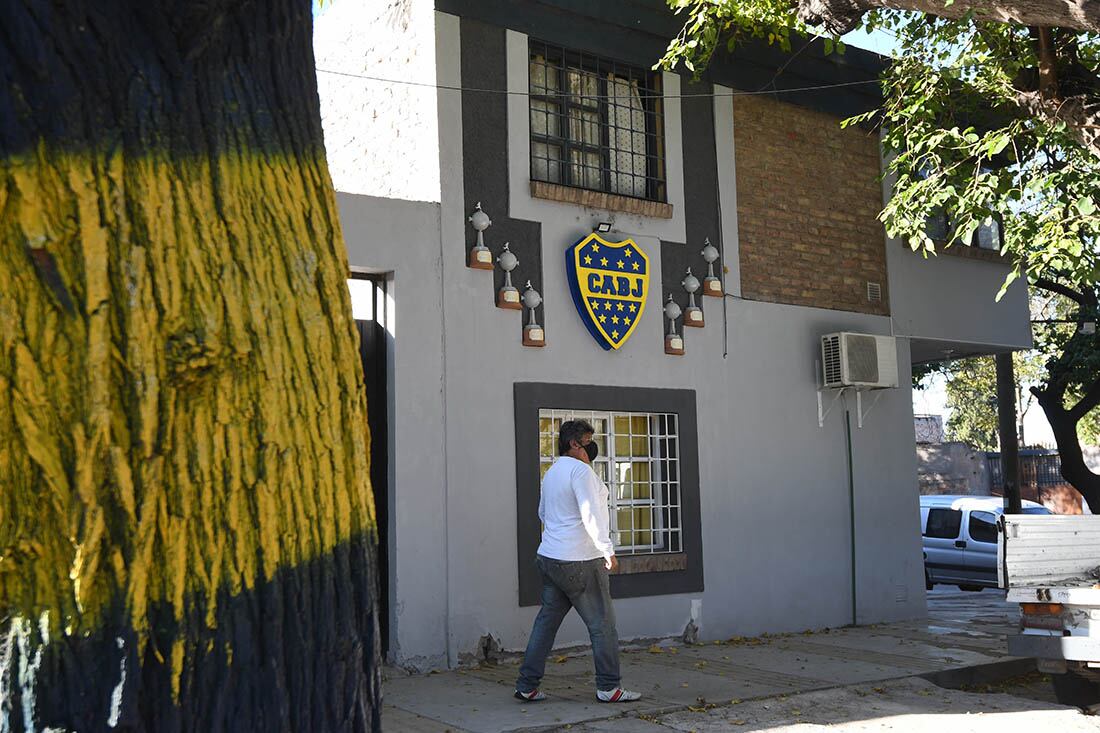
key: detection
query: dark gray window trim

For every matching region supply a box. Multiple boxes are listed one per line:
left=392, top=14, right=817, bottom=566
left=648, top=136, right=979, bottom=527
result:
left=514, top=382, right=704, bottom=606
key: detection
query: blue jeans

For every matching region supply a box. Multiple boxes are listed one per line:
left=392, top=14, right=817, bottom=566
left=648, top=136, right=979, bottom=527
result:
left=516, top=555, right=621, bottom=693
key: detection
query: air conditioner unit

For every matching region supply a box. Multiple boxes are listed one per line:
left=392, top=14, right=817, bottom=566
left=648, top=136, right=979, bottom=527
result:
left=821, top=332, right=898, bottom=389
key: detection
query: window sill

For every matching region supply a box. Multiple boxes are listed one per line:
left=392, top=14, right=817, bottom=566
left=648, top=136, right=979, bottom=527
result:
left=616, top=552, right=687, bottom=575
left=910, top=240, right=1007, bottom=264
left=530, top=181, right=673, bottom=219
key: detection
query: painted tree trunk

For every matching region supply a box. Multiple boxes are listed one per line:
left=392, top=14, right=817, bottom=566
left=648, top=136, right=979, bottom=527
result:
left=0, top=1, right=381, bottom=731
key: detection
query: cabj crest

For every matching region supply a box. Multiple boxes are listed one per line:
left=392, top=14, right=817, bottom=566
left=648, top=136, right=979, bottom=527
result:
left=565, top=233, right=650, bottom=350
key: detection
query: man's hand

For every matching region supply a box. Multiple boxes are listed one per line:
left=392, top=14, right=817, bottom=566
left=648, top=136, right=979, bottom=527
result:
left=606, top=555, right=619, bottom=573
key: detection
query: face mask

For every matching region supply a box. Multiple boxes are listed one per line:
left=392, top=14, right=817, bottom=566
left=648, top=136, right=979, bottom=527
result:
left=583, top=441, right=599, bottom=462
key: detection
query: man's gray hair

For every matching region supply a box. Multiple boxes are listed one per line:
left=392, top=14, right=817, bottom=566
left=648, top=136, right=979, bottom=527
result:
left=558, top=419, right=595, bottom=456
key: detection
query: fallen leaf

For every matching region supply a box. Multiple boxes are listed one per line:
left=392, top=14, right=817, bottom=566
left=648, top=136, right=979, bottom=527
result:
left=554, top=655, right=568, bottom=664
left=648, top=645, right=664, bottom=654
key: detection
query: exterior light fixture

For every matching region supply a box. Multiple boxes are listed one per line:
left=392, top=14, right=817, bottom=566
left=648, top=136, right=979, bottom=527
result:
left=682, top=268, right=704, bottom=327
left=664, top=295, right=684, bottom=355
left=496, top=243, right=522, bottom=309
left=596, top=222, right=613, bottom=233
left=701, top=238, right=723, bottom=297
left=522, top=281, right=545, bottom=347
left=468, top=202, right=493, bottom=270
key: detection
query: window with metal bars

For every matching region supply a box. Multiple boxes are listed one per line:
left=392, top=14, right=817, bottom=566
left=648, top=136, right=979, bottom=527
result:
left=538, top=409, right=682, bottom=555
left=528, top=39, right=666, bottom=202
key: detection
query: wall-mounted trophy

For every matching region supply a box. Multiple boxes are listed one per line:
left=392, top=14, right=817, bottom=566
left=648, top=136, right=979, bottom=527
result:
left=682, top=268, right=704, bottom=327
left=496, top=243, right=522, bottom=309
left=468, top=202, right=494, bottom=270
left=522, top=281, right=545, bottom=347
left=701, top=238, right=723, bottom=297
left=664, top=295, right=684, bottom=355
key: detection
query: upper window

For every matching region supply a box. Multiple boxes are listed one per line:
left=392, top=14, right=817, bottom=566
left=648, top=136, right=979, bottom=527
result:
left=528, top=40, right=666, bottom=202
left=538, top=409, right=681, bottom=555
left=925, top=209, right=1002, bottom=251
left=924, top=508, right=962, bottom=539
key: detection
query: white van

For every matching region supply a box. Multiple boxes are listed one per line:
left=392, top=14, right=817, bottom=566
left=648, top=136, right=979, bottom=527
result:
left=920, top=495, right=1051, bottom=591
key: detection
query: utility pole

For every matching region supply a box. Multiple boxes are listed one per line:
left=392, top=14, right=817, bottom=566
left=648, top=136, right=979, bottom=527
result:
left=996, top=353, right=1023, bottom=513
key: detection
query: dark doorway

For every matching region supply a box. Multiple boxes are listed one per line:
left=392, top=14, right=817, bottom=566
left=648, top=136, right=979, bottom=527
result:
left=351, top=274, right=390, bottom=656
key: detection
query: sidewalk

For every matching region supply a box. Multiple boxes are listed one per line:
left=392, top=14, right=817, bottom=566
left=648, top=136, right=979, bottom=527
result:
left=382, top=589, right=1026, bottom=733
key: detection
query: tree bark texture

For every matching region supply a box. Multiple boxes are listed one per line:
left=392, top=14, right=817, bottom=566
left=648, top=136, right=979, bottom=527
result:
left=1035, top=385, right=1100, bottom=513
left=1029, top=282, right=1100, bottom=514
left=0, top=1, right=381, bottom=731
left=798, top=0, right=1100, bottom=36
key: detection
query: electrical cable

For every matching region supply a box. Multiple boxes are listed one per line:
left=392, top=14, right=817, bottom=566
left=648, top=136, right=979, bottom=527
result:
left=314, top=67, right=882, bottom=99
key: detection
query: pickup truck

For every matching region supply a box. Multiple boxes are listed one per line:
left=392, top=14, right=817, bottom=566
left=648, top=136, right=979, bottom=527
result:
left=999, top=514, right=1100, bottom=708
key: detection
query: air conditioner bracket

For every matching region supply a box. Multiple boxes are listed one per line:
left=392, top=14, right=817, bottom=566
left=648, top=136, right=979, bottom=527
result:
left=817, top=387, right=846, bottom=428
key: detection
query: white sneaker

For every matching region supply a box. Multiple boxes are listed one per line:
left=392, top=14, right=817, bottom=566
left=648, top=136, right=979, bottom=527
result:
left=514, top=689, right=547, bottom=702
left=596, top=687, right=642, bottom=703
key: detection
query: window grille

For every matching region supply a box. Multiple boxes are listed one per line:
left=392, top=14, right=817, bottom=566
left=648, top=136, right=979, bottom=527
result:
left=538, top=409, right=681, bottom=555
left=528, top=39, right=666, bottom=203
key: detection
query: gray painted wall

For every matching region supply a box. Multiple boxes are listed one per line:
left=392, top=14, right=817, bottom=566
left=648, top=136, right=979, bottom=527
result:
left=880, top=161, right=1032, bottom=354
left=337, top=193, right=449, bottom=669
left=322, top=7, right=1033, bottom=671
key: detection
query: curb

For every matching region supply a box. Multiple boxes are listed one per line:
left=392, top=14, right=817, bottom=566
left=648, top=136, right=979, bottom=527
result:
left=919, top=657, right=1037, bottom=689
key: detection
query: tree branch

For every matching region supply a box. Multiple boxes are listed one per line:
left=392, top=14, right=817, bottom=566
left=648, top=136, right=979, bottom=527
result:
left=1070, top=372, right=1100, bottom=420
left=1033, top=276, right=1090, bottom=306
left=797, top=0, right=1100, bottom=38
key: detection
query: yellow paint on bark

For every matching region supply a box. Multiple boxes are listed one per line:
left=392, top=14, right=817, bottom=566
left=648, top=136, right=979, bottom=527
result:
left=0, top=143, right=374, bottom=693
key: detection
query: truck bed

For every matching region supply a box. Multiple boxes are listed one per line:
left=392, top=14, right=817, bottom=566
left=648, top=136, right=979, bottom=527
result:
left=999, top=515, right=1100, bottom=590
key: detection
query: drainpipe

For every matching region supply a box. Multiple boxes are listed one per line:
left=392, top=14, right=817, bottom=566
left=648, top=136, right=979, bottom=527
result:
left=845, top=409, right=857, bottom=626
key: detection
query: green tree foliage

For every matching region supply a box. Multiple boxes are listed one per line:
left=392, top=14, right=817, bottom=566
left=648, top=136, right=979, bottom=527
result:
left=659, top=0, right=1100, bottom=505
left=660, top=1, right=1100, bottom=291
left=935, top=353, right=1042, bottom=450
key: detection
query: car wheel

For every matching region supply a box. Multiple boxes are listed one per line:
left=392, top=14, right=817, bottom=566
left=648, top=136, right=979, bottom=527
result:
left=958, top=584, right=984, bottom=592
left=925, top=570, right=934, bottom=591
left=1052, top=672, right=1100, bottom=708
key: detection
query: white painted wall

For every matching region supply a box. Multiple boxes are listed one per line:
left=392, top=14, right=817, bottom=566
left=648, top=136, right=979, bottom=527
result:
left=315, top=0, right=441, bottom=202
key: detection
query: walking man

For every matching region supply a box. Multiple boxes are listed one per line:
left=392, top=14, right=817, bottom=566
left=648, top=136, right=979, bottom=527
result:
left=514, top=419, right=642, bottom=703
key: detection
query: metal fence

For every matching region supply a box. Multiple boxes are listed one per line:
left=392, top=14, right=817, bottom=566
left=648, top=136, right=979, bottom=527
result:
left=987, top=449, right=1065, bottom=489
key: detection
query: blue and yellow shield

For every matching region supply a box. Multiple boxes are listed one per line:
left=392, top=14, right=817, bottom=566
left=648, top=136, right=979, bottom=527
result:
left=565, top=233, right=650, bottom=351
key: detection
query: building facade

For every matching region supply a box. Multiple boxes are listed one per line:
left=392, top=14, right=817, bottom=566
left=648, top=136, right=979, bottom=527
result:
left=314, top=0, right=1033, bottom=670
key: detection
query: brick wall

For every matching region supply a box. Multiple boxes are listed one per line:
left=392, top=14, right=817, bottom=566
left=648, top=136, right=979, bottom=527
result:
left=733, top=95, right=889, bottom=315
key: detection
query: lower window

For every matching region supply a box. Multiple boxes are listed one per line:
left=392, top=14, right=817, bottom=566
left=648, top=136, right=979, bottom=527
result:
left=514, top=383, right=703, bottom=606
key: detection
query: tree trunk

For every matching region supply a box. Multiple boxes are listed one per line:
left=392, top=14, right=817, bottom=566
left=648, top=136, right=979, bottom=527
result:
left=1034, top=385, right=1100, bottom=513
left=0, top=1, right=381, bottom=731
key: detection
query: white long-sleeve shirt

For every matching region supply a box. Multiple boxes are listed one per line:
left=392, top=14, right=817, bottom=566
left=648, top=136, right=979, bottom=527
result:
left=537, top=456, right=615, bottom=562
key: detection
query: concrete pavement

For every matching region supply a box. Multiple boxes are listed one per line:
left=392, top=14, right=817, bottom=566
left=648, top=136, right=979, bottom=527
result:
left=381, top=589, right=1046, bottom=732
